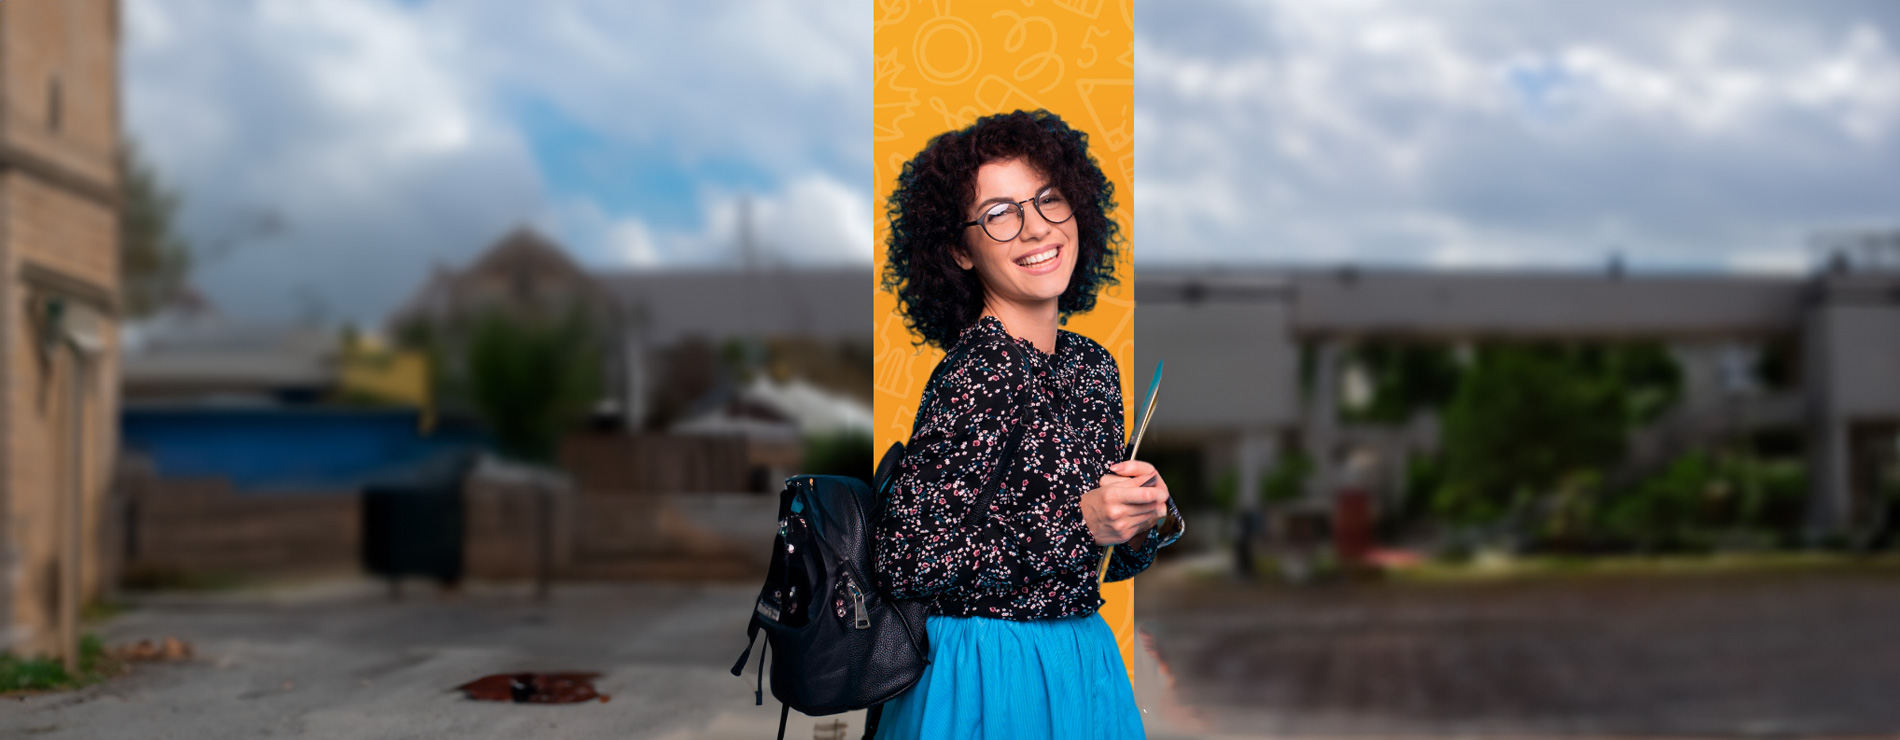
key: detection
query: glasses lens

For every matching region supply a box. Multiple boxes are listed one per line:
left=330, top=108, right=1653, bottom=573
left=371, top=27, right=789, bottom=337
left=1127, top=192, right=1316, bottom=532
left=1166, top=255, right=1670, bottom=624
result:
left=981, top=203, right=1024, bottom=242
left=1034, top=190, right=1073, bottom=224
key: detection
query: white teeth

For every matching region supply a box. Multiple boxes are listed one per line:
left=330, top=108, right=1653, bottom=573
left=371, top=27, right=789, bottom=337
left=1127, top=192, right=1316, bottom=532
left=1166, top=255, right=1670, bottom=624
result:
left=1018, top=248, right=1057, bottom=267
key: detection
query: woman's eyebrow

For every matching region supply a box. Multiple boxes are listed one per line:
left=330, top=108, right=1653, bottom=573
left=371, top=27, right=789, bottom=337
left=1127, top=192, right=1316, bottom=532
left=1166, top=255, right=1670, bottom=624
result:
left=972, top=185, right=1055, bottom=209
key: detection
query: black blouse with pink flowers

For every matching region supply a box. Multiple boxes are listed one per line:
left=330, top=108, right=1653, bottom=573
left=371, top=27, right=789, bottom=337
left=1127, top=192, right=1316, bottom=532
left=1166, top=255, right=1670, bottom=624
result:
left=873, top=316, right=1182, bottom=621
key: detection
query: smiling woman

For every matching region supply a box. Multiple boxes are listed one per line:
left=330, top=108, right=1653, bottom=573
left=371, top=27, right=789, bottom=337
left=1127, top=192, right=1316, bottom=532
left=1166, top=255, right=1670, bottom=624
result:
left=951, top=162, right=1081, bottom=348
left=869, top=110, right=1179, bottom=740
left=881, top=110, right=1122, bottom=354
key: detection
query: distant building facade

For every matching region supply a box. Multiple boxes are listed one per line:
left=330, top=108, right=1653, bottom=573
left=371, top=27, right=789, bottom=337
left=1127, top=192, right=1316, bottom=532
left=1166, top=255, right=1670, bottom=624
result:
left=1135, top=266, right=1900, bottom=542
left=387, top=228, right=870, bottom=433
left=0, top=0, right=122, bottom=657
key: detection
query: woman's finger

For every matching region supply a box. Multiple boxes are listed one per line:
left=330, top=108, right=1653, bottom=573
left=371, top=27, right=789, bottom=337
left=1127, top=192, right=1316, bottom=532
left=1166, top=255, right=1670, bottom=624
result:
left=1113, top=479, right=1168, bottom=503
left=1115, top=499, right=1156, bottom=517
left=1107, top=486, right=1160, bottom=506
left=1110, top=459, right=1158, bottom=478
left=1100, top=475, right=1160, bottom=493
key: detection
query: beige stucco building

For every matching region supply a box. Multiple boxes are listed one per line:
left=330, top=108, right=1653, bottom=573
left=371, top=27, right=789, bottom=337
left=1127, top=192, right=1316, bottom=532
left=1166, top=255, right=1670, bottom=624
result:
left=0, top=0, right=122, bottom=658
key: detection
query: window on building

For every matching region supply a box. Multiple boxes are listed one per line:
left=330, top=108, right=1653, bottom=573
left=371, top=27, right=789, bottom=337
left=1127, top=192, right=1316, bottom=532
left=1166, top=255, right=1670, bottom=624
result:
left=513, top=270, right=534, bottom=302
left=48, top=77, right=64, bottom=132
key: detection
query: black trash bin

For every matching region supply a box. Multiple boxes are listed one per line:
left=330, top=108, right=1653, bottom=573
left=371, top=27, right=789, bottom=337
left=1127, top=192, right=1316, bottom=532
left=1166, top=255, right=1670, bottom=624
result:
left=362, top=450, right=475, bottom=591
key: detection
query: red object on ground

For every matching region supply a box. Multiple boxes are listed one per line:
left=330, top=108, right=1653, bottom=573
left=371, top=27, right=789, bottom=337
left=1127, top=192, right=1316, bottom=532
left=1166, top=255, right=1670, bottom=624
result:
left=1333, top=488, right=1374, bottom=564
left=456, top=673, right=607, bottom=704
left=1366, top=548, right=1424, bottom=568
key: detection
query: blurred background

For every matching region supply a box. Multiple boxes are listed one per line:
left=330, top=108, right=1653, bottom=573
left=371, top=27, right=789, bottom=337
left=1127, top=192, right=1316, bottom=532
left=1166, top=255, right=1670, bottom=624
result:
left=3, top=0, right=1898, bottom=738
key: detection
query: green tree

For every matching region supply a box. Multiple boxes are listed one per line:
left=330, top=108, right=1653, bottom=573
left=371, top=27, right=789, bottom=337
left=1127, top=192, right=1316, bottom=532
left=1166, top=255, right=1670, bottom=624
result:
left=1344, top=344, right=1463, bottom=424
left=118, top=142, right=193, bottom=317
left=1599, top=452, right=1713, bottom=550
left=461, top=309, right=602, bottom=462
left=1210, top=450, right=1310, bottom=514
left=1434, top=344, right=1679, bottom=526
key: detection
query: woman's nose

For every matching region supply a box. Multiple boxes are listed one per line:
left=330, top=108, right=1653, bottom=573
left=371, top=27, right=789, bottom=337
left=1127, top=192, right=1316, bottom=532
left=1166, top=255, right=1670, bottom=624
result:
left=1020, top=205, right=1054, bottom=240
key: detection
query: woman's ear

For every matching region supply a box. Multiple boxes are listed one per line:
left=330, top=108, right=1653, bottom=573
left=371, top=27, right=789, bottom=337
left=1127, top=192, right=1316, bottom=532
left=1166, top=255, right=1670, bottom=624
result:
left=953, top=245, right=974, bottom=271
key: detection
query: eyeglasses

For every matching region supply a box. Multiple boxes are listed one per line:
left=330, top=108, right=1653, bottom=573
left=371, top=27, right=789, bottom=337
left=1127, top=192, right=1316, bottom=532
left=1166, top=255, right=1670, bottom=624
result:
left=961, top=187, right=1074, bottom=243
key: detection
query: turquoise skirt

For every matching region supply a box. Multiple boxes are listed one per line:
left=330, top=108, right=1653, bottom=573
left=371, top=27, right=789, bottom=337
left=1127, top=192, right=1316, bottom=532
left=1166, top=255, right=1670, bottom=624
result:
left=873, top=613, right=1145, bottom=740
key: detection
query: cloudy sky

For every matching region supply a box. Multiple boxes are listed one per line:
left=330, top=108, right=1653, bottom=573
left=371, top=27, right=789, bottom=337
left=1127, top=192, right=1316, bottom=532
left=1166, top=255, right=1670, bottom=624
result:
left=126, top=0, right=1900, bottom=325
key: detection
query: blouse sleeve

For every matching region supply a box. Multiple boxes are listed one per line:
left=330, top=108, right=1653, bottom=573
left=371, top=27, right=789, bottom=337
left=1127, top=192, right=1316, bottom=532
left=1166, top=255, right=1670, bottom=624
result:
left=873, top=339, right=1096, bottom=600
left=1103, top=497, right=1183, bottom=582
left=1083, top=343, right=1185, bottom=583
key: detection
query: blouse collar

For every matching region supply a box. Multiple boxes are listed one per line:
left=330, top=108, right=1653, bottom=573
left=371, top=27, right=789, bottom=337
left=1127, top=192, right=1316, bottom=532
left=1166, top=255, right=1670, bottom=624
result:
left=963, top=315, right=1070, bottom=370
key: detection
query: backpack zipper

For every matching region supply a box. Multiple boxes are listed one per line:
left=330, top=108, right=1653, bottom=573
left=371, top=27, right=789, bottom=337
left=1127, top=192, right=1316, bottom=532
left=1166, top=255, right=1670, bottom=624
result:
left=794, top=476, right=877, bottom=631
left=844, top=575, right=870, bottom=630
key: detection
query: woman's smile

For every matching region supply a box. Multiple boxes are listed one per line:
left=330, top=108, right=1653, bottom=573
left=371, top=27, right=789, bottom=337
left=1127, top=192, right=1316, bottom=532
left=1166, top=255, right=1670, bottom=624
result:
left=957, top=158, right=1082, bottom=315
left=1014, top=244, right=1063, bottom=274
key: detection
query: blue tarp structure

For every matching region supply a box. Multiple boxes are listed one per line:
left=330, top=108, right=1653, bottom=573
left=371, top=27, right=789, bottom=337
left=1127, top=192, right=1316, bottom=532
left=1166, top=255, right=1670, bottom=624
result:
left=120, top=405, right=491, bottom=493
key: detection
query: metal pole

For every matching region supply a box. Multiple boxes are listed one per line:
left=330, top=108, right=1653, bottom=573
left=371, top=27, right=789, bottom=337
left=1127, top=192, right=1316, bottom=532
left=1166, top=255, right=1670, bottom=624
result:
left=1234, top=433, right=1261, bottom=578
left=536, top=482, right=551, bottom=602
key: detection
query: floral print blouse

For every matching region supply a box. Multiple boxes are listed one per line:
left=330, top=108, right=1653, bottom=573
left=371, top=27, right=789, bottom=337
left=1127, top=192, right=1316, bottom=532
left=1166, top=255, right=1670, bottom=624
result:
left=874, top=315, right=1183, bottom=621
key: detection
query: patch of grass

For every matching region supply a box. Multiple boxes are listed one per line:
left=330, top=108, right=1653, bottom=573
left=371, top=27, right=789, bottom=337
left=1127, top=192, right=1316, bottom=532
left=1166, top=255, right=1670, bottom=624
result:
left=0, top=635, right=123, bottom=694
left=81, top=600, right=133, bottom=624
left=120, top=566, right=247, bottom=592
left=1174, top=548, right=1900, bottom=589
left=1388, top=550, right=1900, bottom=584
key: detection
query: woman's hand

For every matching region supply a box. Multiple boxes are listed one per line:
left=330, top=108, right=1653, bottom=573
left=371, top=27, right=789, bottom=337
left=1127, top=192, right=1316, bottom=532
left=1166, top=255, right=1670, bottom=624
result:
left=1081, top=460, right=1170, bottom=546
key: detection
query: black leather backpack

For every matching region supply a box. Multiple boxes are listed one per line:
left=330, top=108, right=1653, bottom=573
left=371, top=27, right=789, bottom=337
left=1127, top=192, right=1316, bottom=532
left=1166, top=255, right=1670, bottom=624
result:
left=731, top=337, right=1029, bottom=740
left=729, top=445, right=928, bottom=740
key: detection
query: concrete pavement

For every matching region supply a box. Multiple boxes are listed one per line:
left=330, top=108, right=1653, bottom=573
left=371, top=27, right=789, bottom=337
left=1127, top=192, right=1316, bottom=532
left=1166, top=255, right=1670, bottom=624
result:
left=11, top=560, right=1897, bottom=739
left=0, top=577, right=1193, bottom=739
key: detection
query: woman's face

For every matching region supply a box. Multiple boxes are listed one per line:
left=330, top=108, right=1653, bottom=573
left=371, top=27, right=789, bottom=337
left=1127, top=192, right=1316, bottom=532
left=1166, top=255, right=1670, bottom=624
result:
left=954, top=158, right=1080, bottom=315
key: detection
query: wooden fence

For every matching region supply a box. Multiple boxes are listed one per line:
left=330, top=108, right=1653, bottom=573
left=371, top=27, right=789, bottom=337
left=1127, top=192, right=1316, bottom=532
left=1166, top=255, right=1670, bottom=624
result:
left=120, top=474, right=360, bottom=581
left=559, top=432, right=800, bottom=495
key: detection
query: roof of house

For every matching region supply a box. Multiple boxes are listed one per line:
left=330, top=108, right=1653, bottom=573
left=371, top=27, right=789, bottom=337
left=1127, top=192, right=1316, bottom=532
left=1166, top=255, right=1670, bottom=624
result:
left=388, top=228, right=872, bottom=345
left=122, top=293, right=340, bottom=400
left=386, top=227, right=621, bottom=331
left=595, top=266, right=870, bottom=345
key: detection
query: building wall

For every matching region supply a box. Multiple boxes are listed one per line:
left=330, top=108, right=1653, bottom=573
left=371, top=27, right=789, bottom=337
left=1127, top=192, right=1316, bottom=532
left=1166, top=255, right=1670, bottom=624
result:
left=1817, top=303, right=1900, bottom=419
left=0, top=0, right=120, bottom=189
left=1288, top=272, right=1806, bottom=340
left=0, top=0, right=121, bottom=657
left=1135, top=298, right=1301, bottom=432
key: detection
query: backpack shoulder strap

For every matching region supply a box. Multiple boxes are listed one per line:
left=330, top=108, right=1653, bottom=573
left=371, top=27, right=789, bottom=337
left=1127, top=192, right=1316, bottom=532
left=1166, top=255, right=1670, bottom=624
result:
left=962, top=335, right=1033, bottom=527
left=873, top=441, right=905, bottom=498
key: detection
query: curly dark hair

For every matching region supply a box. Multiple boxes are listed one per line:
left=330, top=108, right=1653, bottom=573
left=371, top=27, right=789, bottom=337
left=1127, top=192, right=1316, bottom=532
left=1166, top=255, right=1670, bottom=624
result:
left=882, top=109, right=1122, bottom=350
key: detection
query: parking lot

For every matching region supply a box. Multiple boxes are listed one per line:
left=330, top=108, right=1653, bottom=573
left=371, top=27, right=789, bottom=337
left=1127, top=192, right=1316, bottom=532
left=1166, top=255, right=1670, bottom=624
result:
left=1140, top=561, right=1900, bottom=738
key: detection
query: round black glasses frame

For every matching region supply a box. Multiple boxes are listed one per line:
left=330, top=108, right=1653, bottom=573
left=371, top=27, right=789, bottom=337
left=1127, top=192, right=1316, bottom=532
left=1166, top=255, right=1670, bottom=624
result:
left=960, top=187, right=1074, bottom=242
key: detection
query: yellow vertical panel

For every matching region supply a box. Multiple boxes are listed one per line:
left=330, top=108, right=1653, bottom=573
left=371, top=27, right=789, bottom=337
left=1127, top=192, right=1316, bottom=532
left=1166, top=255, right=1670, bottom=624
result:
left=873, top=0, right=1138, bottom=676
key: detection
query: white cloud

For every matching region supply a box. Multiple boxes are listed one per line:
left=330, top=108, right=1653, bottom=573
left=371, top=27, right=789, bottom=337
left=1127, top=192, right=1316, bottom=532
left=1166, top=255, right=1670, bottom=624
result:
left=743, top=175, right=875, bottom=266
left=255, top=0, right=472, bottom=158
left=539, top=174, right=872, bottom=272
left=1727, top=249, right=1812, bottom=276
left=444, top=1, right=868, bottom=177
left=125, top=0, right=870, bottom=326
left=125, top=0, right=1900, bottom=327
left=607, top=220, right=661, bottom=268
left=1133, top=0, right=1900, bottom=273
left=127, top=0, right=546, bottom=327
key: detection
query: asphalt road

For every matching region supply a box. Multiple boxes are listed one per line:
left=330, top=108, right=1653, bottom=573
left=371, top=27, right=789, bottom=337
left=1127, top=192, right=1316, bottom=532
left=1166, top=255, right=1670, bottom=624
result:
left=0, top=577, right=1182, bottom=739
left=6, top=562, right=1898, bottom=739
left=1138, top=562, right=1900, bottom=739
left=1, top=579, right=787, bottom=739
